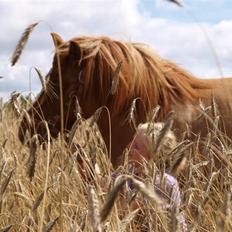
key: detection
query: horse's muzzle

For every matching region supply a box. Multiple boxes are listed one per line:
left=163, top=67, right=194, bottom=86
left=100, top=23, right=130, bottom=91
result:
left=18, top=114, right=61, bottom=145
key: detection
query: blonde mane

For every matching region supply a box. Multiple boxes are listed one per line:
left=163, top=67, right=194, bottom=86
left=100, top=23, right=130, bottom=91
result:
left=59, top=36, right=211, bottom=118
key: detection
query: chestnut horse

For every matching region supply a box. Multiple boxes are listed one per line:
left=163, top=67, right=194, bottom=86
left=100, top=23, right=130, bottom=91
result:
left=18, top=33, right=232, bottom=166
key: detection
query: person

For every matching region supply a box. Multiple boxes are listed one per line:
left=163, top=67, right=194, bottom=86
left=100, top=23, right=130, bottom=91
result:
left=124, top=122, right=187, bottom=231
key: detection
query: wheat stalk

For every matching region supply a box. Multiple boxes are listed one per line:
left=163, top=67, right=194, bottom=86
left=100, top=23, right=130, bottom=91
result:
left=68, top=113, right=82, bottom=147
left=88, top=187, right=101, bottom=232
left=43, top=217, right=59, bottom=232
left=147, top=105, right=160, bottom=133
left=128, top=98, right=140, bottom=129
left=0, top=169, right=14, bottom=200
left=120, top=209, right=140, bottom=232
left=166, top=0, right=182, bottom=7
left=39, top=121, right=51, bottom=232
left=32, top=191, right=45, bottom=211
left=170, top=155, right=187, bottom=177
left=110, top=61, right=122, bottom=95
left=11, top=22, right=39, bottom=66
left=89, top=107, right=103, bottom=127
left=211, top=96, right=217, bottom=119
left=0, top=98, right=3, bottom=122
left=153, top=116, right=174, bottom=155
left=34, top=67, right=47, bottom=92
left=111, top=175, right=163, bottom=210
left=0, top=225, right=13, bottom=232
left=10, top=91, right=21, bottom=117
left=27, top=136, right=37, bottom=180
left=100, top=177, right=127, bottom=222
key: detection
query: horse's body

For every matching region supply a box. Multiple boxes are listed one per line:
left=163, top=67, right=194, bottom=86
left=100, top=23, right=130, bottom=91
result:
left=18, top=33, right=232, bottom=166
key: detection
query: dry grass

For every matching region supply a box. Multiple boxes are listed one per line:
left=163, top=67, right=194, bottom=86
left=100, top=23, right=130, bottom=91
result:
left=0, top=98, right=232, bottom=232
left=3, top=11, right=232, bottom=230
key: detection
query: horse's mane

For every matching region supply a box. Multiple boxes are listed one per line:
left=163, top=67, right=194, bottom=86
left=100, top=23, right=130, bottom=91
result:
left=58, top=36, right=211, bottom=119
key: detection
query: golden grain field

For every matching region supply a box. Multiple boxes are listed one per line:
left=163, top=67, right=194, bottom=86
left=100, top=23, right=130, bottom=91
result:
left=0, top=97, right=232, bottom=232
left=2, top=1, right=232, bottom=229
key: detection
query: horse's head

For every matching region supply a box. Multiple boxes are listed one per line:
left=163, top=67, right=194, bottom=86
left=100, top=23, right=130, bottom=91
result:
left=18, top=33, right=100, bottom=144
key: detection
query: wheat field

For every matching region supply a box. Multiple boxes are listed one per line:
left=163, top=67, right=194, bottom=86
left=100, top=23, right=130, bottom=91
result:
left=2, top=1, right=232, bottom=229
left=0, top=96, right=232, bottom=232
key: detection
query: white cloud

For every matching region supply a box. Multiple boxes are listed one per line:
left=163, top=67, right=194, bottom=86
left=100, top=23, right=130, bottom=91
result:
left=1, top=0, right=232, bottom=100
left=133, top=19, right=232, bottom=77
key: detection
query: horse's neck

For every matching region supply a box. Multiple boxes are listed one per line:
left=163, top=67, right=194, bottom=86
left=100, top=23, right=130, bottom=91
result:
left=97, top=111, right=136, bottom=167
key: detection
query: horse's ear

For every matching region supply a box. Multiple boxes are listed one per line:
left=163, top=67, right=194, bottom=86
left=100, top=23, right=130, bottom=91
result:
left=51, top=32, right=64, bottom=47
left=69, top=41, right=82, bottom=61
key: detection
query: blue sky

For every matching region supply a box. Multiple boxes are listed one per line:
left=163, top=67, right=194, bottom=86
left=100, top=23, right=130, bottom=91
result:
left=142, top=0, right=232, bottom=23
left=1, top=0, right=232, bottom=100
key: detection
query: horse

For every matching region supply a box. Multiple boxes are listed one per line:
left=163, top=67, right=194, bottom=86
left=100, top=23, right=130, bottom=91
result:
left=18, top=32, right=232, bottom=167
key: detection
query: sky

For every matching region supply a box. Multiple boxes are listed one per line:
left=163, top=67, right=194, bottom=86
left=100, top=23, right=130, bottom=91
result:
left=1, top=0, right=232, bottom=100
